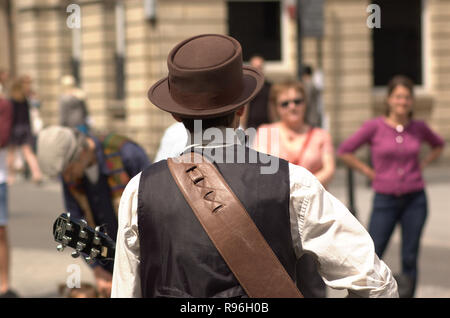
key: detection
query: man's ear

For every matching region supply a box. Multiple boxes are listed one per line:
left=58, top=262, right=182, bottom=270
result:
left=172, top=114, right=182, bottom=122
left=236, top=106, right=245, bottom=117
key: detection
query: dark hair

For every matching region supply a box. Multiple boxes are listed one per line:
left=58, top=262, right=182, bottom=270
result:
left=180, top=112, right=237, bottom=133
left=10, top=78, right=26, bottom=101
left=302, top=65, right=313, bottom=76
left=385, top=75, right=415, bottom=118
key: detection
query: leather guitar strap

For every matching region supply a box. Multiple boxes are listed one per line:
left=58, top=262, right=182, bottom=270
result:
left=167, top=152, right=303, bottom=298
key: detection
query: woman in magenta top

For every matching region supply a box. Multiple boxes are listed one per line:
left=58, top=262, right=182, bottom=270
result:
left=338, top=75, right=444, bottom=297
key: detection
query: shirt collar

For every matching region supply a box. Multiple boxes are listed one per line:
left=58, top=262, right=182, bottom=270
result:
left=182, top=126, right=247, bottom=153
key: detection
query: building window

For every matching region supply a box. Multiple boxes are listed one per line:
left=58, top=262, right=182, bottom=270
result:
left=227, top=1, right=282, bottom=62
left=372, top=0, right=423, bottom=86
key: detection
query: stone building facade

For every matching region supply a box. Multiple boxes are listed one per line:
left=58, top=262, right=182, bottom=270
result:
left=0, top=0, right=449, bottom=163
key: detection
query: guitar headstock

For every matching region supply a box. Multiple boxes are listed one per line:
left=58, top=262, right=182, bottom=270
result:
left=53, top=213, right=115, bottom=263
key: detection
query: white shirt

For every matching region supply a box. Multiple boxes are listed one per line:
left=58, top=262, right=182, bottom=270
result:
left=111, top=139, right=398, bottom=298
left=153, top=122, right=188, bottom=162
left=154, top=123, right=249, bottom=163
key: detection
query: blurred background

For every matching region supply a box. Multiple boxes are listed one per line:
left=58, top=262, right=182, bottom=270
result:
left=0, top=0, right=449, bottom=298
left=0, top=0, right=449, bottom=162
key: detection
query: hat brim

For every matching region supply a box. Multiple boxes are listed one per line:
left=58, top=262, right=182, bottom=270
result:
left=147, top=66, right=264, bottom=118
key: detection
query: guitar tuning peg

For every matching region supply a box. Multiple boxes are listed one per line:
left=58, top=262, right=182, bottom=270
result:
left=71, top=251, right=80, bottom=258
left=89, top=248, right=100, bottom=259
left=93, top=236, right=101, bottom=246
left=79, top=219, right=87, bottom=227
left=76, top=241, right=86, bottom=252
left=62, top=236, right=71, bottom=245
left=79, top=219, right=88, bottom=239
left=85, top=257, right=95, bottom=265
left=93, top=225, right=101, bottom=245
left=56, top=244, right=65, bottom=252
left=95, top=224, right=108, bottom=236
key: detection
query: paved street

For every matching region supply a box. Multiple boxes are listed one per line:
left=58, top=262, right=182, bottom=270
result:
left=5, top=165, right=450, bottom=298
left=327, top=166, right=450, bottom=298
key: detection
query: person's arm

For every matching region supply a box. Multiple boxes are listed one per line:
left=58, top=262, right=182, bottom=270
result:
left=120, top=142, right=151, bottom=178
left=289, top=163, right=398, bottom=297
left=313, top=131, right=335, bottom=187
left=62, top=179, right=109, bottom=278
left=337, top=119, right=377, bottom=180
left=111, top=173, right=142, bottom=297
left=420, top=147, right=444, bottom=170
left=314, top=152, right=335, bottom=187
left=61, top=180, right=85, bottom=220
left=419, top=121, right=445, bottom=170
left=0, top=99, right=12, bottom=147
left=339, top=153, right=375, bottom=180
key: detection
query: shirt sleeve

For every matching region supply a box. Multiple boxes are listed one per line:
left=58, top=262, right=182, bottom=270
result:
left=337, top=119, right=378, bottom=155
left=288, top=163, right=398, bottom=298
left=120, top=142, right=151, bottom=178
left=418, top=121, right=445, bottom=148
left=154, top=122, right=188, bottom=162
left=111, top=172, right=142, bottom=298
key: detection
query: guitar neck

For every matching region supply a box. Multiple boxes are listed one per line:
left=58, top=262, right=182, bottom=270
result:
left=53, top=213, right=116, bottom=262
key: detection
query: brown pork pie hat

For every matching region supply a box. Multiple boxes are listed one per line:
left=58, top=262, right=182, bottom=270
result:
left=148, top=34, right=264, bottom=118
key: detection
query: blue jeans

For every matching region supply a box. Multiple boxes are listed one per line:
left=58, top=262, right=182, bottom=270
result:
left=0, top=183, right=7, bottom=227
left=368, top=190, right=427, bottom=294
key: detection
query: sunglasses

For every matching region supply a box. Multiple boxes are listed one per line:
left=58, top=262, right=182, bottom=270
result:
left=279, top=98, right=305, bottom=108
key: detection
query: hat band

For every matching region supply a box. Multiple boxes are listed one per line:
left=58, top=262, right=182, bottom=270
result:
left=169, top=78, right=244, bottom=110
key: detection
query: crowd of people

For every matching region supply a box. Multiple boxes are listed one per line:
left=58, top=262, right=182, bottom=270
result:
left=0, top=33, right=446, bottom=299
left=1, top=70, right=45, bottom=298
left=0, top=71, right=103, bottom=298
